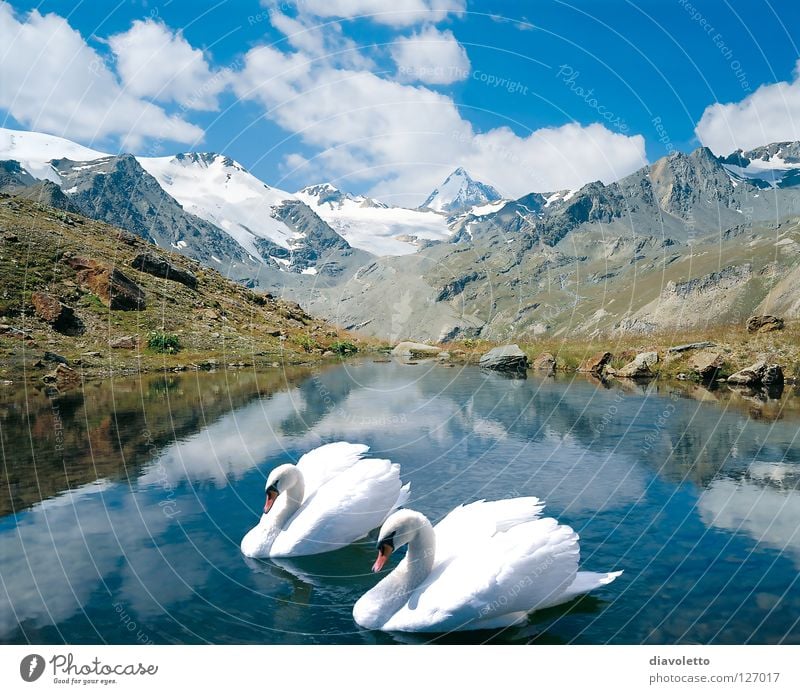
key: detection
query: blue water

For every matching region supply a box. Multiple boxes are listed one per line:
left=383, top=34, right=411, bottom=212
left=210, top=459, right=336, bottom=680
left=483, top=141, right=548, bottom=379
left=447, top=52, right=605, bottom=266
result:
left=1, top=360, right=799, bottom=644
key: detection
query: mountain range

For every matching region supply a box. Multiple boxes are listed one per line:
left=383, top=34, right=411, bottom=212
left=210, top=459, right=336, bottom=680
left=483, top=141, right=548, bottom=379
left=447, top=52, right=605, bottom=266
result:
left=2, top=126, right=800, bottom=342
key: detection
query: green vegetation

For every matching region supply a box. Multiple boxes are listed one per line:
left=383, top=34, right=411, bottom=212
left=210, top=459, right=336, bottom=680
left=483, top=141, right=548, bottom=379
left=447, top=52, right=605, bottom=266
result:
left=295, top=333, right=318, bottom=353
left=329, top=340, right=358, bottom=356
left=147, top=331, right=181, bottom=354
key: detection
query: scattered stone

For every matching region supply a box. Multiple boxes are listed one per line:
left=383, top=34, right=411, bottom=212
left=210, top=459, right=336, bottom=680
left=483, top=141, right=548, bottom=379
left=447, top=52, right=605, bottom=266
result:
left=479, top=344, right=529, bottom=373
left=81, top=351, right=102, bottom=358
left=667, top=341, right=716, bottom=354
left=373, top=359, right=391, bottom=363
left=43, top=351, right=69, bottom=366
left=322, top=350, right=335, bottom=357
left=618, top=351, right=658, bottom=379
left=604, top=366, right=617, bottom=376
left=437, top=351, right=451, bottom=361
left=532, top=352, right=556, bottom=373
left=727, top=360, right=767, bottom=386
left=67, top=256, right=146, bottom=310
left=746, top=315, right=784, bottom=334
left=578, top=351, right=612, bottom=375
left=110, top=335, right=139, bottom=349
left=42, top=363, right=80, bottom=388
left=131, top=252, right=198, bottom=289
left=30, top=291, right=84, bottom=335
left=688, top=350, right=724, bottom=379
left=391, top=341, right=442, bottom=358
left=763, top=364, right=784, bottom=388
left=676, top=372, right=689, bottom=380
left=0, top=380, right=12, bottom=386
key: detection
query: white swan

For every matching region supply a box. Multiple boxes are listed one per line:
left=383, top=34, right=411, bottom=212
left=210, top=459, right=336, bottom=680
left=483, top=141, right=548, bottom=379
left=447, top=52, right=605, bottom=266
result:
left=353, top=498, right=622, bottom=632
left=241, top=442, right=410, bottom=558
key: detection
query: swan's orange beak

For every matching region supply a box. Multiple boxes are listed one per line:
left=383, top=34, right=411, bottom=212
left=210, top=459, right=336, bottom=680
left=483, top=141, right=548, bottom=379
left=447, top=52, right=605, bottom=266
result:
left=264, top=487, right=278, bottom=514
left=372, top=542, right=393, bottom=573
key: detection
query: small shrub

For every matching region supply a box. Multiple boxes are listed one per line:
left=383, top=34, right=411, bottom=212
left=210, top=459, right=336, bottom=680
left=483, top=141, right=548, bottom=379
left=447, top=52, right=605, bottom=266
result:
left=329, top=340, right=358, bottom=356
left=462, top=338, right=477, bottom=349
left=295, top=333, right=318, bottom=352
left=147, top=330, right=181, bottom=354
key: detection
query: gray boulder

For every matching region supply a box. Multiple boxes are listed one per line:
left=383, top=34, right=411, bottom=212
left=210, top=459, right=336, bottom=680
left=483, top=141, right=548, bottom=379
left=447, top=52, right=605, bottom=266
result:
left=391, top=341, right=441, bottom=358
left=479, top=344, right=529, bottom=372
left=618, top=351, right=658, bottom=379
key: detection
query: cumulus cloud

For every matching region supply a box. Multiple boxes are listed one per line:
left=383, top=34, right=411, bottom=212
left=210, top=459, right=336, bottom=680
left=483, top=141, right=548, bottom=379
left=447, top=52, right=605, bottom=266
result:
left=391, top=25, right=470, bottom=85
left=108, top=19, right=226, bottom=111
left=0, top=3, right=203, bottom=148
left=695, top=59, right=800, bottom=154
left=262, top=0, right=466, bottom=27
left=233, top=44, right=647, bottom=204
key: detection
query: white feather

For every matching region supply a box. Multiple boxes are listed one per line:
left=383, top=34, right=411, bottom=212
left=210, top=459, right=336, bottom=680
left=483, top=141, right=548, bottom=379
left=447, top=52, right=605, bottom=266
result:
left=354, top=499, right=622, bottom=632
left=240, top=442, right=409, bottom=558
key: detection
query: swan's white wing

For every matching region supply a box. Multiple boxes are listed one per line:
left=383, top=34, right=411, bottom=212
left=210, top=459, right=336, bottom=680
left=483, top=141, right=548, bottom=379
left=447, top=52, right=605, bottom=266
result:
left=296, top=442, right=370, bottom=497
left=432, top=497, right=545, bottom=565
left=270, top=459, right=407, bottom=557
left=381, top=517, right=579, bottom=632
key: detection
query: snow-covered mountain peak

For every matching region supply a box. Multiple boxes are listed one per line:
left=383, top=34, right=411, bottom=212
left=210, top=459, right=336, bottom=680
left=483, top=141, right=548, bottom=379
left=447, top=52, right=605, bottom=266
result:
left=421, top=168, right=502, bottom=214
left=0, top=126, right=107, bottom=182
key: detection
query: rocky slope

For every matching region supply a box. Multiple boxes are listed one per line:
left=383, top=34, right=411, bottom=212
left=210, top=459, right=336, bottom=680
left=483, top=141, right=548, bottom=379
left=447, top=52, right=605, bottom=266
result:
left=0, top=194, right=361, bottom=383
left=303, top=145, right=800, bottom=342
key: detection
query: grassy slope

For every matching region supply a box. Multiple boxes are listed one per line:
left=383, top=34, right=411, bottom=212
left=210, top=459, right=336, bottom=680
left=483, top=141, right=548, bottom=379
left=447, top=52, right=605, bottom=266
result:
left=0, top=194, right=369, bottom=382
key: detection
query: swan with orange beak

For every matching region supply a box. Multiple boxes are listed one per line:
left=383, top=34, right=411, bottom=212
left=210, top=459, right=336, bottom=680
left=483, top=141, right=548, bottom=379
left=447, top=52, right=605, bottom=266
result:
left=240, top=442, right=410, bottom=559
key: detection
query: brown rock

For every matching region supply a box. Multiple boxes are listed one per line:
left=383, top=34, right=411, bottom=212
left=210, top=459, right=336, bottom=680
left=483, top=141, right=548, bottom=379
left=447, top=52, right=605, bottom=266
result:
left=131, top=252, right=197, bottom=289
left=578, top=351, right=612, bottom=374
left=532, top=352, right=556, bottom=373
left=30, top=292, right=84, bottom=335
left=42, top=363, right=80, bottom=388
left=110, top=335, right=139, bottom=349
left=68, top=256, right=145, bottom=311
left=746, top=315, right=784, bottom=333
left=689, top=350, right=724, bottom=379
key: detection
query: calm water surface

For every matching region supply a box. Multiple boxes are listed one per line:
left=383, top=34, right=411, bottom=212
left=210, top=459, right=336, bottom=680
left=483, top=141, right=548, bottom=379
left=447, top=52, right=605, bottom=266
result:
left=1, top=360, right=799, bottom=644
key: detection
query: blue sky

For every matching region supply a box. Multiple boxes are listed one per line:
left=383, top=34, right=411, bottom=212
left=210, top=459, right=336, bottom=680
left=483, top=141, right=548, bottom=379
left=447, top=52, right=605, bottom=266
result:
left=1, top=0, right=799, bottom=205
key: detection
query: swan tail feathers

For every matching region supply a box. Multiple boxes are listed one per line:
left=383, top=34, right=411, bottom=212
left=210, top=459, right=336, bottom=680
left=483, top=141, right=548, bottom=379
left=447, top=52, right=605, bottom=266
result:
left=393, top=482, right=412, bottom=513
left=563, top=570, right=623, bottom=599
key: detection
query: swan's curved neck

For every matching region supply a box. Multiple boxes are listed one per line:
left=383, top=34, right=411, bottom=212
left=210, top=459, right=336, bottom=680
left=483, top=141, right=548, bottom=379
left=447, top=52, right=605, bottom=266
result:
left=403, top=521, right=436, bottom=589
left=367, top=517, right=436, bottom=621
left=272, top=472, right=305, bottom=530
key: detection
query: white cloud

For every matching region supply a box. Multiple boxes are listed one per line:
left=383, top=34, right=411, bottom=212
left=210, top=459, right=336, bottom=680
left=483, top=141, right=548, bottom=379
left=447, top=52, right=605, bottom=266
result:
left=391, top=25, right=470, bottom=85
left=696, top=59, right=800, bottom=154
left=233, top=45, right=647, bottom=205
left=267, top=10, right=374, bottom=70
left=263, top=0, right=466, bottom=27
left=0, top=3, right=203, bottom=149
left=108, top=19, right=225, bottom=111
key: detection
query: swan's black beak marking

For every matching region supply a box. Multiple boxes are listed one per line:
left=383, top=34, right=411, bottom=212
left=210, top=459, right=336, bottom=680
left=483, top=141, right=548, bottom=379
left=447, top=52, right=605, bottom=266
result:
left=372, top=532, right=396, bottom=573
left=375, top=532, right=395, bottom=552
left=264, top=484, right=279, bottom=514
